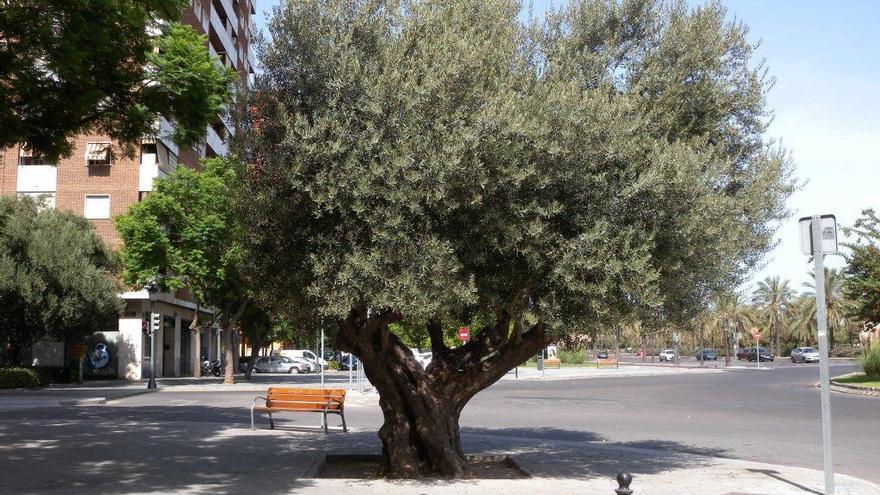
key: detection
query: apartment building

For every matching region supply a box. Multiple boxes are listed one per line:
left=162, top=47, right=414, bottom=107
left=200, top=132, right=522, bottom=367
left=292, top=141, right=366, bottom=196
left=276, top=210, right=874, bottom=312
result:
left=0, top=0, right=256, bottom=380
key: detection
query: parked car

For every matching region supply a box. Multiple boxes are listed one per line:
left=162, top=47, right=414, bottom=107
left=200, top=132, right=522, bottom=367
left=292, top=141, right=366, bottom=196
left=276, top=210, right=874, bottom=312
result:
left=416, top=351, right=433, bottom=368
left=339, top=354, right=358, bottom=371
left=659, top=349, right=676, bottom=362
left=747, top=347, right=774, bottom=362
left=736, top=347, right=750, bottom=360
left=791, top=347, right=820, bottom=363
left=238, top=357, right=252, bottom=373
left=273, top=349, right=326, bottom=370
left=597, top=350, right=609, bottom=359
left=695, top=349, right=717, bottom=361
left=252, top=356, right=309, bottom=374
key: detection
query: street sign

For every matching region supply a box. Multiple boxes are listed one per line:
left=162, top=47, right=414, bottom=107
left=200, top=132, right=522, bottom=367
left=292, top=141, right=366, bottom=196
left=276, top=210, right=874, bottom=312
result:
left=751, top=329, right=762, bottom=341
left=799, top=215, right=837, bottom=255
left=458, top=326, right=470, bottom=343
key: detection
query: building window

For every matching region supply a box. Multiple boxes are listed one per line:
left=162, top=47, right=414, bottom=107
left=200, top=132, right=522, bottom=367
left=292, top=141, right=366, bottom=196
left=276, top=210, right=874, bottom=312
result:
left=18, top=145, right=52, bottom=166
left=84, top=195, right=111, bottom=219
left=85, top=142, right=112, bottom=166
left=17, top=192, right=56, bottom=210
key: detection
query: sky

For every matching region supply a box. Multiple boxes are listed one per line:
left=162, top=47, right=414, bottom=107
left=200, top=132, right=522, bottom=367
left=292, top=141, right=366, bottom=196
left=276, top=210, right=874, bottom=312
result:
left=251, top=1, right=880, bottom=294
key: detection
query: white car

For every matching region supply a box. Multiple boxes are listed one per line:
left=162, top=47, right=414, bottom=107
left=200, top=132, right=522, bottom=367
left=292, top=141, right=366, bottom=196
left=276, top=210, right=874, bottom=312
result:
left=791, top=347, right=820, bottom=363
left=659, top=349, right=676, bottom=362
left=409, top=349, right=433, bottom=368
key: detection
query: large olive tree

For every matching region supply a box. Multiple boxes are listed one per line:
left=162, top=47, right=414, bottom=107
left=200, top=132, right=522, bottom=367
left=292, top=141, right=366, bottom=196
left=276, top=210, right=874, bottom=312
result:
left=237, top=0, right=795, bottom=477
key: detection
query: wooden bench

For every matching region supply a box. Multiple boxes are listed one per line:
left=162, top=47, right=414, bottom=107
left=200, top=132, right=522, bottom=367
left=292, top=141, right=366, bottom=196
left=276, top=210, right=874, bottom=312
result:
left=251, top=387, right=347, bottom=433
left=598, top=358, right=619, bottom=368
left=543, top=357, right=562, bottom=369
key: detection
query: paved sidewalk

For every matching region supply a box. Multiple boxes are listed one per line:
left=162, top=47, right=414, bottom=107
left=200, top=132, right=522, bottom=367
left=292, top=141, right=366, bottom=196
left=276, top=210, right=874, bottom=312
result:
left=2, top=415, right=876, bottom=495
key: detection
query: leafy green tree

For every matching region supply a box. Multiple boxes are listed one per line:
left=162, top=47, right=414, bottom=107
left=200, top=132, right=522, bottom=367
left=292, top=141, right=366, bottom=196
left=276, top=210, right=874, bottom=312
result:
left=843, top=209, right=880, bottom=324
left=238, top=0, right=795, bottom=477
left=116, top=158, right=248, bottom=383
left=0, top=197, right=123, bottom=365
left=752, top=276, right=794, bottom=356
left=0, top=0, right=235, bottom=159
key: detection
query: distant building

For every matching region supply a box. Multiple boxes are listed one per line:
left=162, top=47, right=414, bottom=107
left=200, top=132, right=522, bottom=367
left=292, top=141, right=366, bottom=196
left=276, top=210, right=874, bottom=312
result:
left=0, top=0, right=255, bottom=379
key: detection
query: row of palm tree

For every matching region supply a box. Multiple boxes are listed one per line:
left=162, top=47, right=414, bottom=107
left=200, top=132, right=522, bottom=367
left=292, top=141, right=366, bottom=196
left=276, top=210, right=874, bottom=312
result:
left=707, top=268, right=854, bottom=356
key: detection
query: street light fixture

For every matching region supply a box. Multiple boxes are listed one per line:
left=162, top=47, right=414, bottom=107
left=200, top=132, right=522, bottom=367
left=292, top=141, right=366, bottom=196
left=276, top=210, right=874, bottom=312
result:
left=146, top=281, right=159, bottom=390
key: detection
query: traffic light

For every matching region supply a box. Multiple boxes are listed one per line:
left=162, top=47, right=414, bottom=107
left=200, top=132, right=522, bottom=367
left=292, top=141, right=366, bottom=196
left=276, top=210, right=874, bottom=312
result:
left=151, top=312, right=161, bottom=334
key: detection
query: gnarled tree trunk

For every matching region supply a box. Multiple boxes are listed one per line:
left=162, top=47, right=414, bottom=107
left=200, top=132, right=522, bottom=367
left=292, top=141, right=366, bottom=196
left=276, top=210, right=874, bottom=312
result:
left=336, top=308, right=547, bottom=478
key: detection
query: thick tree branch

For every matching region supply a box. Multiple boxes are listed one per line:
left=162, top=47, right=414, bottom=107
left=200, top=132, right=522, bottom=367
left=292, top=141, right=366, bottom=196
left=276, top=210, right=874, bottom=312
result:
left=427, top=318, right=448, bottom=355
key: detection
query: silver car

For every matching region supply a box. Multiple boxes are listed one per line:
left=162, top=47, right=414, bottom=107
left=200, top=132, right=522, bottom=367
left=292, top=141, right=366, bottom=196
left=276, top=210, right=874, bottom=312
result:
left=252, top=356, right=309, bottom=374
left=791, top=347, right=820, bottom=363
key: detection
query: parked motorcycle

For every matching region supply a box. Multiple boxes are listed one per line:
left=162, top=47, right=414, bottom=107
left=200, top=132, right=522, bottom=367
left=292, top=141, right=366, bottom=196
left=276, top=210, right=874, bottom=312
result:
left=200, top=357, right=222, bottom=377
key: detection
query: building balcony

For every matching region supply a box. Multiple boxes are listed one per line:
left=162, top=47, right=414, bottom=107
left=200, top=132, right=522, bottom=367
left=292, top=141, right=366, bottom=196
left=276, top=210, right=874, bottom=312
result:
left=157, top=117, right=180, bottom=157
left=206, top=124, right=228, bottom=156
left=210, top=5, right=238, bottom=69
left=216, top=0, right=238, bottom=27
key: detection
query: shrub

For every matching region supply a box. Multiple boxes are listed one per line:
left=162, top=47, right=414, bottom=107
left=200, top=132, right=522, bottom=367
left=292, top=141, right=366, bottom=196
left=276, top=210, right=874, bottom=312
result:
left=861, top=345, right=880, bottom=377
left=780, top=346, right=797, bottom=357
left=0, top=368, right=41, bottom=389
left=558, top=349, right=585, bottom=364
left=328, top=359, right=341, bottom=371
left=830, top=345, right=861, bottom=358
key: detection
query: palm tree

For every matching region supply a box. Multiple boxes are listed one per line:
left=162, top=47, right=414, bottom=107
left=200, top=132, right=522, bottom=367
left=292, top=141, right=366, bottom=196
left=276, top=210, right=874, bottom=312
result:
left=752, top=276, right=794, bottom=356
left=706, top=292, right=755, bottom=364
left=788, top=295, right=817, bottom=346
left=802, top=268, right=850, bottom=349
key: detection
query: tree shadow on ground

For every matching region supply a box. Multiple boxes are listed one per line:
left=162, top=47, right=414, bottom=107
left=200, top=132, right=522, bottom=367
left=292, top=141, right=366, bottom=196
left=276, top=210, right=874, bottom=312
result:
left=459, top=426, right=729, bottom=480
left=0, top=402, right=734, bottom=492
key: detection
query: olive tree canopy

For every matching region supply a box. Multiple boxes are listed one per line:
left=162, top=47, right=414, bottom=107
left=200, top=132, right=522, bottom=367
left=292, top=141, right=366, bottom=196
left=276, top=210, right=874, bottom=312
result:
left=238, top=0, right=795, bottom=477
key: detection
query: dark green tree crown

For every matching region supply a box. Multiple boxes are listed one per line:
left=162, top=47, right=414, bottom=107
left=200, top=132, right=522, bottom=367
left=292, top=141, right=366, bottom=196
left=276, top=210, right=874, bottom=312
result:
left=239, top=0, right=795, bottom=335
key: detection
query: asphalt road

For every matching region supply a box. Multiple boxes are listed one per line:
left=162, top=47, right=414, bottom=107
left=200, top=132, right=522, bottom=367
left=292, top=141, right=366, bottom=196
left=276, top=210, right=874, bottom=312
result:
left=1, top=362, right=877, bottom=484
left=462, top=362, right=880, bottom=483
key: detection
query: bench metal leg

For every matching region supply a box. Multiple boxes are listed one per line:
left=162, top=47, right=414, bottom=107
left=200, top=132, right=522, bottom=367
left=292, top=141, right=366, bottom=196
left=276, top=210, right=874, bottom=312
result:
left=323, top=410, right=329, bottom=434
left=340, top=411, right=348, bottom=432
left=269, top=412, right=274, bottom=430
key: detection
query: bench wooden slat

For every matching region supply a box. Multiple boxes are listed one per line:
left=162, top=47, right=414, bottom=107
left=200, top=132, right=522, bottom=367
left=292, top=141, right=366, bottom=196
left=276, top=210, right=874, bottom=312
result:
left=252, top=387, right=349, bottom=433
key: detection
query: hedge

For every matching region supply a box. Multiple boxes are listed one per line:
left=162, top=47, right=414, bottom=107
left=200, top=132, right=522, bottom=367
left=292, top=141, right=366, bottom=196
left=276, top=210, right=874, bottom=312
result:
left=0, top=368, right=41, bottom=389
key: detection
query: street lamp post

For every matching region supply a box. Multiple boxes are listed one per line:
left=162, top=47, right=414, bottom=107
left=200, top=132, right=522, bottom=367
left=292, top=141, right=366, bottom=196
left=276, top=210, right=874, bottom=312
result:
left=146, top=281, right=159, bottom=389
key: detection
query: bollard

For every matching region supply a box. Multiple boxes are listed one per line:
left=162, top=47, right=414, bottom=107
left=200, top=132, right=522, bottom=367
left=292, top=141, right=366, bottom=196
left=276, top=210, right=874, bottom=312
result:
left=615, top=472, right=633, bottom=495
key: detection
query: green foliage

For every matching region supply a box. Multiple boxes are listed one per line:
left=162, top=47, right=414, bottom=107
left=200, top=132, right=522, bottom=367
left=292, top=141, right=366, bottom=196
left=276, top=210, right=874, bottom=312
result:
left=843, top=209, right=880, bottom=323
left=801, top=268, right=850, bottom=348
left=830, top=345, right=861, bottom=358
left=861, top=345, right=880, bottom=377
left=116, top=157, right=243, bottom=311
left=0, top=0, right=234, bottom=159
left=0, top=197, right=123, bottom=365
left=558, top=349, right=585, bottom=364
left=328, top=359, right=341, bottom=371
left=240, top=0, right=794, bottom=353
left=751, top=276, right=794, bottom=354
left=146, top=24, right=237, bottom=147
left=0, top=368, right=41, bottom=389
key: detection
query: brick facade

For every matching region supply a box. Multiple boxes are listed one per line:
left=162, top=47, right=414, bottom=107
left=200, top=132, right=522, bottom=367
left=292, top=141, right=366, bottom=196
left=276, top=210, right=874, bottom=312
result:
left=0, top=0, right=254, bottom=248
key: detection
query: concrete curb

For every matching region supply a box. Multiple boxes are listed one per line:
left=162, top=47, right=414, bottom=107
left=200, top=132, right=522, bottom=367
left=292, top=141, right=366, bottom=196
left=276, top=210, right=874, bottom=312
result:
left=830, top=373, right=880, bottom=397
left=58, top=397, right=106, bottom=406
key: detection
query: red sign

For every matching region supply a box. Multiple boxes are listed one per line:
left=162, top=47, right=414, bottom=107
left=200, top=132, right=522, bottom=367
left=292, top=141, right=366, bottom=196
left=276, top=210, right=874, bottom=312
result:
left=751, top=328, right=763, bottom=341
left=458, top=327, right=470, bottom=343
